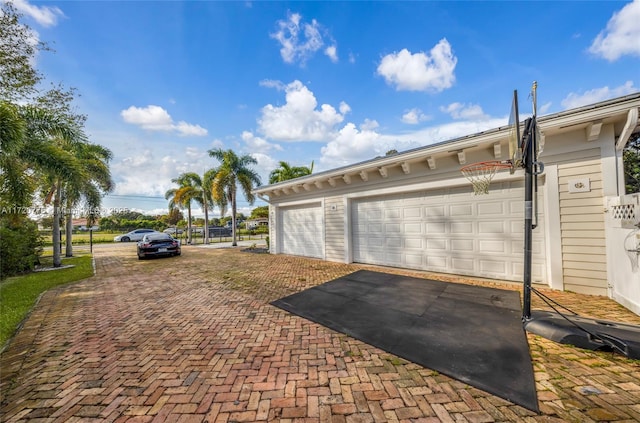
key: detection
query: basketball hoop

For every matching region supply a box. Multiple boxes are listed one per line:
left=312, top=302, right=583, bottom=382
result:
left=461, top=161, right=513, bottom=195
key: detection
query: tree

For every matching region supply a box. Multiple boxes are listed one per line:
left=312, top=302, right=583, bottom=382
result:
left=37, top=126, right=90, bottom=267
left=250, top=205, right=269, bottom=219
left=62, top=142, right=113, bottom=256
left=624, top=132, right=640, bottom=194
left=208, top=148, right=261, bottom=246
left=165, top=208, right=184, bottom=225
left=1, top=3, right=111, bottom=269
left=0, top=101, right=82, bottom=208
left=0, top=1, right=49, bottom=102
left=169, top=171, right=215, bottom=244
left=0, top=100, right=87, bottom=268
left=165, top=174, right=199, bottom=244
left=269, top=160, right=314, bottom=184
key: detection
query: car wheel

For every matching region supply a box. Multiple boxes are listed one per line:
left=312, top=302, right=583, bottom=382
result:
left=121, top=236, right=130, bottom=242
left=138, top=254, right=144, bottom=260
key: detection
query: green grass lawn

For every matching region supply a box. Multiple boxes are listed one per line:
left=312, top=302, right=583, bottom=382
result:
left=0, top=255, right=95, bottom=349
left=41, top=231, right=119, bottom=246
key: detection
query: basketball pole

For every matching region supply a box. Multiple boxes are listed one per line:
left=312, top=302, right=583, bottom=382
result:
left=522, top=82, right=538, bottom=321
left=522, top=116, right=534, bottom=321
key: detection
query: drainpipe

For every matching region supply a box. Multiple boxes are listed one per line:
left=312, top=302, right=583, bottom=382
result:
left=256, top=193, right=270, bottom=203
left=615, top=107, right=639, bottom=151
left=615, top=107, right=639, bottom=196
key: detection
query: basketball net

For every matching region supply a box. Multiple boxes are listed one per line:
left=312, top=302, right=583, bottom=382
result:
left=460, top=161, right=513, bottom=195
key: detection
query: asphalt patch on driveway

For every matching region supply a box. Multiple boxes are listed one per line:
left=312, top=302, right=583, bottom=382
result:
left=271, top=269, right=538, bottom=412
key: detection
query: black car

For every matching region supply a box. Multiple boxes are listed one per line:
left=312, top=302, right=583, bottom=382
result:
left=209, top=226, right=232, bottom=237
left=137, top=233, right=181, bottom=260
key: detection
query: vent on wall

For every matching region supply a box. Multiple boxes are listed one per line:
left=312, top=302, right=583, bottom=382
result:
left=608, top=194, right=640, bottom=229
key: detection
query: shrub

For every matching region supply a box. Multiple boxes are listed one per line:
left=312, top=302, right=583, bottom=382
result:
left=0, top=215, right=43, bottom=280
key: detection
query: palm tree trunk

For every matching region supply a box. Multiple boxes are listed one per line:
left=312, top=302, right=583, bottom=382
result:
left=187, top=204, right=192, bottom=244
left=203, top=194, right=209, bottom=245
left=52, top=183, right=62, bottom=267
left=65, top=205, right=73, bottom=257
left=231, top=190, right=237, bottom=247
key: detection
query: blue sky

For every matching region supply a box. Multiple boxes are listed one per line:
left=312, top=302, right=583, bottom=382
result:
left=13, top=0, right=640, bottom=218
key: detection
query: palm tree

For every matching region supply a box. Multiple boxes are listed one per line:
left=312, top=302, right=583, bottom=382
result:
left=208, top=148, right=261, bottom=246
left=62, top=142, right=113, bottom=256
left=165, top=174, right=199, bottom=244
left=269, top=160, right=314, bottom=184
left=1, top=101, right=87, bottom=267
left=169, top=172, right=214, bottom=244
left=0, top=101, right=82, bottom=209
left=38, top=140, right=89, bottom=267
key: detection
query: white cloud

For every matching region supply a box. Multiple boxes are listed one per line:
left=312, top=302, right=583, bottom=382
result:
left=251, top=152, right=279, bottom=187
left=402, top=108, right=430, bottom=124
left=174, top=121, right=208, bottom=137
left=270, top=12, right=335, bottom=65
left=12, top=0, right=64, bottom=27
left=121, top=105, right=208, bottom=137
left=110, top=146, right=214, bottom=198
left=111, top=150, right=174, bottom=197
left=377, top=39, right=457, bottom=92
left=259, top=79, right=285, bottom=90
left=589, top=0, right=640, bottom=61
left=320, top=123, right=384, bottom=166
left=319, top=116, right=506, bottom=167
left=339, top=101, right=351, bottom=115
left=325, top=45, right=338, bottom=63
left=538, top=102, right=553, bottom=115
left=258, top=80, right=348, bottom=141
left=440, top=102, right=489, bottom=120
left=561, top=81, right=637, bottom=109
left=241, top=131, right=282, bottom=153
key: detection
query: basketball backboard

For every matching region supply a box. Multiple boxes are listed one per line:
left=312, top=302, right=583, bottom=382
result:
left=507, top=90, right=522, bottom=168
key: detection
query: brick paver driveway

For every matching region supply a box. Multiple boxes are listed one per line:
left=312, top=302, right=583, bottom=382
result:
left=2, top=242, right=640, bottom=422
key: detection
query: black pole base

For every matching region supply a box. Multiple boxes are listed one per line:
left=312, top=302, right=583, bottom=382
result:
left=524, top=310, right=640, bottom=359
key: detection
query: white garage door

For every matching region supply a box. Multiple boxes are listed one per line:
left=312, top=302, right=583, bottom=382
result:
left=279, top=203, right=324, bottom=259
left=352, top=182, right=546, bottom=282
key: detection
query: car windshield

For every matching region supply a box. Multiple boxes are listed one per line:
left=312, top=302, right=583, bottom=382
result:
left=143, top=234, right=173, bottom=242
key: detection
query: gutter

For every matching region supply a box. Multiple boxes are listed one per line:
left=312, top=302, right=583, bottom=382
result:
left=615, top=106, right=640, bottom=151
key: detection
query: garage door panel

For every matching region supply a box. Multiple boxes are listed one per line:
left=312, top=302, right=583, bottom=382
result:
left=451, top=204, right=473, bottom=216
left=368, top=223, right=383, bottom=233
left=404, top=223, right=421, bottom=234
left=479, top=221, right=506, bottom=234
left=427, top=222, right=446, bottom=233
left=385, top=223, right=401, bottom=233
left=451, top=222, right=473, bottom=234
left=404, top=207, right=421, bottom=218
left=479, top=240, right=506, bottom=253
left=481, top=260, right=506, bottom=274
left=352, top=183, right=547, bottom=282
left=478, top=201, right=505, bottom=215
left=405, top=238, right=422, bottom=249
left=427, top=255, right=448, bottom=269
left=425, top=206, right=445, bottom=218
left=452, top=257, right=474, bottom=271
left=387, top=237, right=402, bottom=248
left=385, top=208, right=402, bottom=219
left=427, top=239, right=447, bottom=250
left=451, top=239, right=474, bottom=251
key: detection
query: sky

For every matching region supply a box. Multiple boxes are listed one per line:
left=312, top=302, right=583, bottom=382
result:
left=11, top=0, right=640, bottom=219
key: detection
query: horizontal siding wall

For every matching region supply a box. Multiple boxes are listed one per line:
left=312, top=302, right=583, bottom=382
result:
left=558, top=157, right=607, bottom=295
left=324, top=197, right=345, bottom=262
